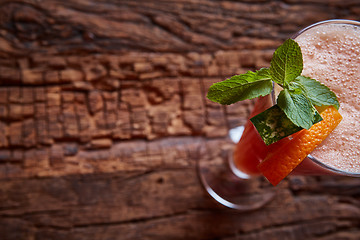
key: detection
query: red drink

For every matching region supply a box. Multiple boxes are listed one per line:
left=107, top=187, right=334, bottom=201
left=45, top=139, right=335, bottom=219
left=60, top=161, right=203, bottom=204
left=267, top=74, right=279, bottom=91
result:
left=233, top=95, right=272, bottom=176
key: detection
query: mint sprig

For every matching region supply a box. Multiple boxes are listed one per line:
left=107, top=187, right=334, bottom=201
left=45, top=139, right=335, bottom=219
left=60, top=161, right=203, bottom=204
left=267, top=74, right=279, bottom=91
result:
left=207, top=38, right=340, bottom=144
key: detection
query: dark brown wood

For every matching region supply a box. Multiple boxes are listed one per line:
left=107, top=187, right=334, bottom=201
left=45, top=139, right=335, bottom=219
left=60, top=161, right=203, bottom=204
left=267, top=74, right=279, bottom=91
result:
left=1, top=0, right=360, bottom=239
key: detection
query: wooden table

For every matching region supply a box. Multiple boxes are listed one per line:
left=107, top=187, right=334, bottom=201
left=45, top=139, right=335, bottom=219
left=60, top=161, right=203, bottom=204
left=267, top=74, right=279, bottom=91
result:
left=1, top=1, right=360, bottom=239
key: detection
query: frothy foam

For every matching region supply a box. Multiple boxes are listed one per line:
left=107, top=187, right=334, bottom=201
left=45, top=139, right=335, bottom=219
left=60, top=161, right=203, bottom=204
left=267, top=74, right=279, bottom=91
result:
left=295, top=23, right=360, bottom=173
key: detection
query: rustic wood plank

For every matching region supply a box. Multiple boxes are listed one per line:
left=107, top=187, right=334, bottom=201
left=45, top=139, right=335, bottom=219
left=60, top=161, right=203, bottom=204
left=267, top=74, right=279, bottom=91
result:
left=0, top=174, right=359, bottom=239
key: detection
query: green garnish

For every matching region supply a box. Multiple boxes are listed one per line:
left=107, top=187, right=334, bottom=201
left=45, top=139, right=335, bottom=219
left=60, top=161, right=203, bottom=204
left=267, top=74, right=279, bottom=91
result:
left=270, top=38, right=303, bottom=86
left=206, top=68, right=272, bottom=105
left=207, top=39, right=339, bottom=145
left=293, top=76, right=340, bottom=110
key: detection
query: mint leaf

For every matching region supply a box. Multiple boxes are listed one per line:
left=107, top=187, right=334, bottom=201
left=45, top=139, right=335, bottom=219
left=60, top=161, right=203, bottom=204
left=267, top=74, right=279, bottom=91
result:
left=206, top=68, right=272, bottom=105
left=254, top=67, right=272, bottom=79
left=277, top=88, right=317, bottom=129
left=270, top=39, right=303, bottom=86
left=294, top=76, right=340, bottom=109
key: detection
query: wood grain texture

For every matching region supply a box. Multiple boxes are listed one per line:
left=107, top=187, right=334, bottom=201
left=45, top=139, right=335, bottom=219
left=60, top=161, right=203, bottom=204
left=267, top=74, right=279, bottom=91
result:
left=1, top=0, right=360, bottom=239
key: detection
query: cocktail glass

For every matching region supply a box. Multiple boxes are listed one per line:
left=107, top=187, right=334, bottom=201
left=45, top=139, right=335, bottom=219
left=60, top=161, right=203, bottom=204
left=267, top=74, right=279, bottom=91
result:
left=198, top=19, right=360, bottom=210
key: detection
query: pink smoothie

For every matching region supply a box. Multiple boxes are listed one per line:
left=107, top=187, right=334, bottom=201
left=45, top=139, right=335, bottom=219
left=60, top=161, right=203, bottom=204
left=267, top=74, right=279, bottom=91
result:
left=294, top=21, right=360, bottom=174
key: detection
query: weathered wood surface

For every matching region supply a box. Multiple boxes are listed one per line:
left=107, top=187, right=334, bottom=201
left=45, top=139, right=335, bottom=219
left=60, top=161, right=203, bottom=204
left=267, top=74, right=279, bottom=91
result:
left=1, top=0, right=360, bottom=239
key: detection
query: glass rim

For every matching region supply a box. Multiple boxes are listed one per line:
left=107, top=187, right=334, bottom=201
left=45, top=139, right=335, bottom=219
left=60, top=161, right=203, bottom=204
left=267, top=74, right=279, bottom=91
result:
left=292, top=19, right=360, bottom=177
left=291, top=19, right=360, bottom=39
